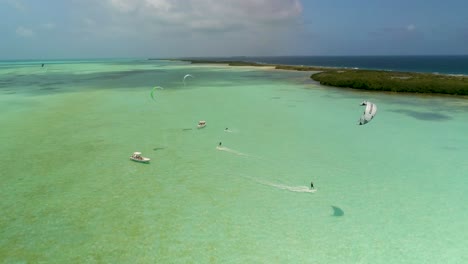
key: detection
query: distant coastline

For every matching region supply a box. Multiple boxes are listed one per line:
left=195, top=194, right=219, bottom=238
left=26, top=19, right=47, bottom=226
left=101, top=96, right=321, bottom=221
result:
left=161, top=58, right=468, bottom=96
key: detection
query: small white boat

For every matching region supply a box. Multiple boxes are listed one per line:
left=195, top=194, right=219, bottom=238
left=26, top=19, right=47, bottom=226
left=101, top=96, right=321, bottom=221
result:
left=130, top=152, right=150, bottom=163
left=197, top=120, right=206, bottom=129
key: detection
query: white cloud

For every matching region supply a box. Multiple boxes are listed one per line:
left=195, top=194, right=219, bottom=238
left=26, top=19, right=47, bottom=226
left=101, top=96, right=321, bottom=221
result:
left=108, top=0, right=136, bottom=12
left=58, top=0, right=305, bottom=57
left=16, top=26, right=34, bottom=37
left=41, top=23, right=56, bottom=30
left=105, top=0, right=302, bottom=32
left=6, top=0, right=26, bottom=12
left=83, top=18, right=96, bottom=26
left=407, top=24, right=416, bottom=31
left=371, top=24, right=419, bottom=37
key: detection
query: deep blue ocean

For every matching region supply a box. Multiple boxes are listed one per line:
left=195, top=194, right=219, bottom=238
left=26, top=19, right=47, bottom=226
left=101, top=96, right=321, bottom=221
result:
left=185, top=55, right=468, bottom=75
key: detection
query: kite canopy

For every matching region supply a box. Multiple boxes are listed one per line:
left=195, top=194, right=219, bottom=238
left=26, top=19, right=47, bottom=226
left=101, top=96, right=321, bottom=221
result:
left=183, top=74, right=194, bottom=85
left=358, top=101, right=377, bottom=125
left=150, top=86, right=163, bottom=101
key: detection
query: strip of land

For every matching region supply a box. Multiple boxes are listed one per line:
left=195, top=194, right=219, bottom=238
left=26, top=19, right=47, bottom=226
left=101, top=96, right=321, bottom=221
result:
left=162, top=59, right=468, bottom=96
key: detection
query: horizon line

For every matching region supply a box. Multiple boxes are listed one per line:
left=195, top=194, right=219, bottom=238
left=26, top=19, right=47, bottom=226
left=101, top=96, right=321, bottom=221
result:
left=2, top=54, right=468, bottom=62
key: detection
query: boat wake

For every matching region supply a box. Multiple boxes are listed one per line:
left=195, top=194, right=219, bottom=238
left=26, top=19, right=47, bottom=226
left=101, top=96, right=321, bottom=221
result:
left=216, top=146, right=249, bottom=157
left=243, top=176, right=316, bottom=193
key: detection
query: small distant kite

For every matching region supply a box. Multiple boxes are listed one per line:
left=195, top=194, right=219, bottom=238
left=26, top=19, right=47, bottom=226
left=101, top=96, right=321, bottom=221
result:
left=183, top=74, right=194, bottom=86
left=150, top=86, right=164, bottom=101
left=358, top=101, right=377, bottom=125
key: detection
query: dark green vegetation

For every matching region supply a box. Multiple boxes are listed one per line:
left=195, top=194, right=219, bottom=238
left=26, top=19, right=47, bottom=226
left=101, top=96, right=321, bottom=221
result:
left=172, top=59, right=468, bottom=96
left=312, top=70, right=468, bottom=95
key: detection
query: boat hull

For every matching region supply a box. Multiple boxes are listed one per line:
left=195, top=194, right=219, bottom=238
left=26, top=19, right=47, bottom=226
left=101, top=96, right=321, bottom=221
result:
left=130, top=157, right=150, bottom=163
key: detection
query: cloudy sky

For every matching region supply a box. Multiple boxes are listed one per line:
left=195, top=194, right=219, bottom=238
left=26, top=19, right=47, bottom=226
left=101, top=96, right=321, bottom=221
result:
left=1, top=0, right=467, bottom=59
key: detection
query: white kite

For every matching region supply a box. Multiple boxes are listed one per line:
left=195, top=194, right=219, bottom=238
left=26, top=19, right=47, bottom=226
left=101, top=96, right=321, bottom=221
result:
left=150, top=86, right=164, bottom=101
left=358, top=101, right=377, bottom=125
left=183, top=74, right=194, bottom=86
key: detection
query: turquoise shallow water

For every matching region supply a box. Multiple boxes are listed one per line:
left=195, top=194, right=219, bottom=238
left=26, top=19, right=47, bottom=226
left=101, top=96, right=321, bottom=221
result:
left=1, top=60, right=467, bottom=263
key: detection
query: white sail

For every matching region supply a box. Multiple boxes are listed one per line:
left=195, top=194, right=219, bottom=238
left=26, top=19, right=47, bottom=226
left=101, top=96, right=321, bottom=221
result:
left=359, top=101, right=377, bottom=125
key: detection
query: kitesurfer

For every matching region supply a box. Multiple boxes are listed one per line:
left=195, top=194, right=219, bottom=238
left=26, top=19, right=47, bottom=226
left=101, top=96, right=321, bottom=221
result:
left=219, top=142, right=222, bottom=146
left=310, top=182, right=314, bottom=189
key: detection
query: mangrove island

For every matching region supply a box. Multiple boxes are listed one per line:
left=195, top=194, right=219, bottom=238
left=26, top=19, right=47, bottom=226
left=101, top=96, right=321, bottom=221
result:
left=170, top=59, right=468, bottom=96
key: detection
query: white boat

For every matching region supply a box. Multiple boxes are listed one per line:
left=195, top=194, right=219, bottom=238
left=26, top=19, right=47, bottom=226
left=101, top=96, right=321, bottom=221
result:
left=197, top=120, right=206, bottom=129
left=130, top=152, right=150, bottom=163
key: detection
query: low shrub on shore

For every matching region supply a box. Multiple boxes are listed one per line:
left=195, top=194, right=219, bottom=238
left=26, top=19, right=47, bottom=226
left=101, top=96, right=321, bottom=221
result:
left=311, top=70, right=468, bottom=95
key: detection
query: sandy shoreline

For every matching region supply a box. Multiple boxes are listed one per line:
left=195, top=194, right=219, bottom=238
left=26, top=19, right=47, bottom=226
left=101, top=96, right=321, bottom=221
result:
left=162, top=59, right=468, bottom=96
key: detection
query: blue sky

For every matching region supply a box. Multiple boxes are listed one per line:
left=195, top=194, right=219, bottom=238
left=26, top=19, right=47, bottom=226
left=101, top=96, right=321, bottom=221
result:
left=1, top=0, right=467, bottom=59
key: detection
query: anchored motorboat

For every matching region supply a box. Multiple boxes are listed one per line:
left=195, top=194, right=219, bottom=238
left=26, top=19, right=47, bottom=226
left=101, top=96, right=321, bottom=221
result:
left=197, top=120, right=206, bottom=129
left=130, top=152, right=150, bottom=163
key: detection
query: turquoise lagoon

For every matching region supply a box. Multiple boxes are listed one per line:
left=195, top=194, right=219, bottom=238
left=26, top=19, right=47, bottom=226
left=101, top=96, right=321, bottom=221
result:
left=0, top=60, right=467, bottom=263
